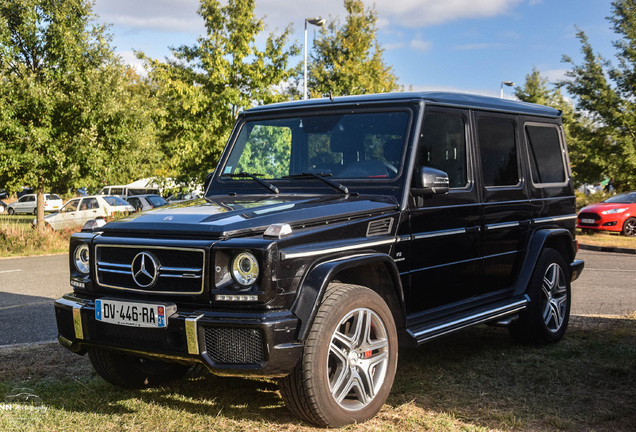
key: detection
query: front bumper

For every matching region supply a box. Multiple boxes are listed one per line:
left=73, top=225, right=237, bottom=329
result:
left=54, top=293, right=303, bottom=378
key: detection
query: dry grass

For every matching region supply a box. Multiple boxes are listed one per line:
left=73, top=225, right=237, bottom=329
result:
left=1, top=315, right=634, bottom=431
left=0, top=217, right=80, bottom=258
left=576, top=229, right=636, bottom=251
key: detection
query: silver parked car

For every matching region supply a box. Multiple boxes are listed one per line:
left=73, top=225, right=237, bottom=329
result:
left=35, top=195, right=134, bottom=230
left=7, top=193, right=63, bottom=215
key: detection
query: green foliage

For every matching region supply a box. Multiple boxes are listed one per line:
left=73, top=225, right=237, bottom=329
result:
left=140, top=0, right=299, bottom=186
left=0, top=0, right=160, bottom=229
left=307, top=0, right=402, bottom=98
left=562, top=0, right=636, bottom=191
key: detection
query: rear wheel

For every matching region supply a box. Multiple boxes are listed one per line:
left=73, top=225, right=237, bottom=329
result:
left=622, top=217, right=636, bottom=236
left=88, top=348, right=190, bottom=389
left=509, top=248, right=571, bottom=344
left=279, top=283, right=398, bottom=427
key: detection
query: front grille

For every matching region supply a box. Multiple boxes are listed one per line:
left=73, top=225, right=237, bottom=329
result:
left=95, top=245, right=205, bottom=294
left=578, top=212, right=601, bottom=221
left=203, top=327, right=264, bottom=365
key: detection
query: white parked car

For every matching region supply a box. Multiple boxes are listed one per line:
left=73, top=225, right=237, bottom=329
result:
left=35, top=195, right=134, bottom=230
left=7, top=193, right=63, bottom=215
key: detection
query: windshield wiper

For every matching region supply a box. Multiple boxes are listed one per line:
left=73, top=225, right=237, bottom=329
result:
left=284, top=172, right=349, bottom=195
left=221, top=172, right=279, bottom=194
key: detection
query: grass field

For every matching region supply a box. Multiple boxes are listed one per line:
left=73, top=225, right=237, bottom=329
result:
left=1, top=315, right=634, bottom=432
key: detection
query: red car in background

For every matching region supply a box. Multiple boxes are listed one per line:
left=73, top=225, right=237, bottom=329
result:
left=577, top=192, right=636, bottom=236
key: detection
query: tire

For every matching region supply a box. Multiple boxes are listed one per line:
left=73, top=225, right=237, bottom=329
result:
left=622, top=217, right=636, bottom=236
left=7, top=208, right=14, bottom=215
left=509, top=248, right=571, bottom=344
left=279, top=283, right=398, bottom=427
left=88, top=347, right=190, bottom=389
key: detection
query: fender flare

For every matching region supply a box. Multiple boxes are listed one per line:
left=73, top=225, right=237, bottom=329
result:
left=512, top=227, right=576, bottom=296
left=290, top=253, right=405, bottom=342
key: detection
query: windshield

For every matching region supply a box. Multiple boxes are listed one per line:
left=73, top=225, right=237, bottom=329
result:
left=103, top=195, right=130, bottom=206
left=604, top=192, right=636, bottom=204
left=221, top=111, right=409, bottom=180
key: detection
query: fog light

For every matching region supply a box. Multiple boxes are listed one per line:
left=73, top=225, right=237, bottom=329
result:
left=215, top=294, right=258, bottom=302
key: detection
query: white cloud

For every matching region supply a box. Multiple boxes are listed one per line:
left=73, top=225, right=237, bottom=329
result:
left=118, top=51, right=148, bottom=76
left=372, top=0, right=524, bottom=28
left=93, top=0, right=203, bottom=33
left=410, top=38, right=433, bottom=52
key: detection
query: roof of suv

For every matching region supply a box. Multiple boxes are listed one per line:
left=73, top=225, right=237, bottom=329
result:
left=245, top=91, right=561, bottom=118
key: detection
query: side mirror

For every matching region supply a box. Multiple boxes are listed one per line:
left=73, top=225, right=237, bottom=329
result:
left=412, top=167, right=450, bottom=195
left=204, top=172, right=214, bottom=193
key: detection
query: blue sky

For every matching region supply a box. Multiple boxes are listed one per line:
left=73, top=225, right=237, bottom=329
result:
left=92, top=0, right=617, bottom=99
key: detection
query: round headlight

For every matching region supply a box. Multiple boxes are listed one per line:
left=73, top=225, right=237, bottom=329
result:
left=231, top=252, right=259, bottom=288
left=74, top=244, right=90, bottom=274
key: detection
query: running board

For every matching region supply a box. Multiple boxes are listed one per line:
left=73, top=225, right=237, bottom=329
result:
left=406, top=299, right=528, bottom=345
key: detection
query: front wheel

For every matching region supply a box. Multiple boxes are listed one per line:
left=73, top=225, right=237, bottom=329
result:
left=509, top=248, right=571, bottom=344
left=279, top=283, right=398, bottom=427
left=7, top=208, right=14, bottom=215
left=88, top=348, right=190, bottom=389
left=622, top=217, right=636, bottom=236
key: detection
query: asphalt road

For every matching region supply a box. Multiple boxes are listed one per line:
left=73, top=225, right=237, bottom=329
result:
left=0, top=249, right=634, bottom=347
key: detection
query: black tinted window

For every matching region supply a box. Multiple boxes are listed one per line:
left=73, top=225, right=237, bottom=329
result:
left=418, top=113, right=467, bottom=188
left=478, top=117, right=519, bottom=187
left=526, top=125, right=566, bottom=184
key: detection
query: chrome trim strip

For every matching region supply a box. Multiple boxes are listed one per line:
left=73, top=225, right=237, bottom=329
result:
left=56, top=297, right=85, bottom=340
left=281, top=238, right=395, bottom=260
left=97, top=268, right=130, bottom=275
left=185, top=314, right=204, bottom=355
left=396, top=235, right=411, bottom=242
left=534, top=214, right=577, bottom=224
left=485, top=221, right=519, bottom=230
left=410, top=299, right=528, bottom=342
left=73, top=305, right=84, bottom=340
left=413, top=228, right=466, bottom=240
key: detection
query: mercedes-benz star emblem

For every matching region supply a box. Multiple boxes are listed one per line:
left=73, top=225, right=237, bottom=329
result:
left=131, top=252, right=160, bottom=288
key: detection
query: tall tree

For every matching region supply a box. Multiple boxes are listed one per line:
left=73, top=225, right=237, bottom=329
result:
left=515, top=67, right=602, bottom=185
left=139, top=0, right=299, bottom=186
left=562, top=0, right=636, bottom=191
left=0, top=0, right=159, bottom=230
left=306, top=0, right=402, bottom=98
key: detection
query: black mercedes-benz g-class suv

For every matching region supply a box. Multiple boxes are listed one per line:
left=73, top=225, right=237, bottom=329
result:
left=55, top=92, right=584, bottom=427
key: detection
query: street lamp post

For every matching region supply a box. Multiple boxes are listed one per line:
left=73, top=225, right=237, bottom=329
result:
left=304, top=17, right=325, bottom=100
left=500, top=81, right=515, bottom=99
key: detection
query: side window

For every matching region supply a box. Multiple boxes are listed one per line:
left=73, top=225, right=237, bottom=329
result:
left=525, top=124, right=566, bottom=184
left=64, top=200, right=79, bottom=212
left=82, top=198, right=98, bottom=210
left=418, top=113, right=468, bottom=188
left=128, top=198, right=141, bottom=211
left=478, top=117, right=519, bottom=187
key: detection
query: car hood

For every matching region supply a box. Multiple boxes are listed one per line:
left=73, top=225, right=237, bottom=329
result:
left=99, top=194, right=400, bottom=238
left=580, top=202, right=632, bottom=213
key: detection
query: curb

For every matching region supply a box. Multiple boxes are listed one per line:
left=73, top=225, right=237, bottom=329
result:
left=579, top=243, right=636, bottom=255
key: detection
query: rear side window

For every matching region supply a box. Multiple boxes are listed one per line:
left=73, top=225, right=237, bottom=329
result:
left=525, top=125, right=566, bottom=184
left=477, top=117, right=519, bottom=187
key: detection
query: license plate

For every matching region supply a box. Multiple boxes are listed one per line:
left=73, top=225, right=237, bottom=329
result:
left=95, top=299, right=176, bottom=328
left=581, top=218, right=595, bottom=224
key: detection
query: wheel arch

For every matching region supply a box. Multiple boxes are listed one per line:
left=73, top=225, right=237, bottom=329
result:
left=290, top=253, right=405, bottom=342
left=512, top=227, right=576, bottom=297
